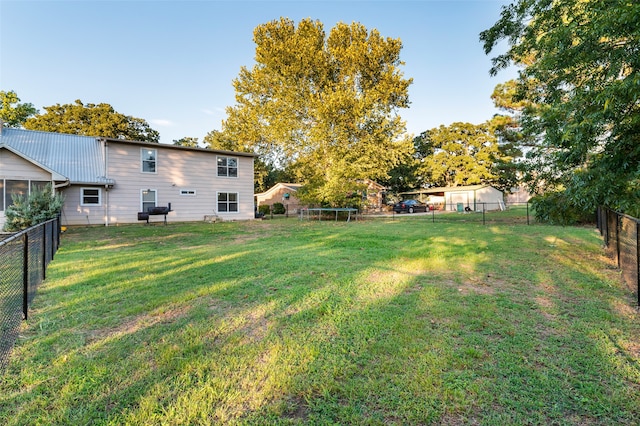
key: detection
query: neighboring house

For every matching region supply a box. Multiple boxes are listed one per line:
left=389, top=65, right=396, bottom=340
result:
left=0, top=126, right=255, bottom=227
left=255, top=183, right=303, bottom=214
left=361, top=180, right=386, bottom=212
left=505, top=185, right=532, bottom=204
left=255, top=180, right=386, bottom=213
left=400, top=184, right=505, bottom=211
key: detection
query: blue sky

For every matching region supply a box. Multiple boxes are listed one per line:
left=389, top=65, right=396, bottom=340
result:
left=1, top=0, right=517, bottom=144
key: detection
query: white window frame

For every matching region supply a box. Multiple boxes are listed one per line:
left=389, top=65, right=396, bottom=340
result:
left=141, top=189, right=157, bottom=212
left=80, top=187, right=102, bottom=206
left=217, top=156, right=238, bottom=178
left=180, top=189, right=197, bottom=196
left=217, top=191, right=239, bottom=213
left=141, top=148, right=157, bottom=174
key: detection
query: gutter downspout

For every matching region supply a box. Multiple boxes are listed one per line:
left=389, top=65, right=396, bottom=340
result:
left=101, top=138, right=110, bottom=227
left=54, top=180, right=71, bottom=189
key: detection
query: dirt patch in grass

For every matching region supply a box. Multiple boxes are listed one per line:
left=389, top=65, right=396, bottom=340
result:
left=240, top=309, right=271, bottom=343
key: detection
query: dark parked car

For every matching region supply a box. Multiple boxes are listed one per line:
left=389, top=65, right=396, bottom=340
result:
left=393, top=199, right=428, bottom=213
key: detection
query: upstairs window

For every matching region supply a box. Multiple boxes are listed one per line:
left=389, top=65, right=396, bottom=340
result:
left=141, top=148, right=157, bottom=173
left=217, top=156, right=238, bottom=178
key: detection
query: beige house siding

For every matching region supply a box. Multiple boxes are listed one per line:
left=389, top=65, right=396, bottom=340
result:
left=97, top=141, right=254, bottom=225
left=59, top=185, right=106, bottom=226
left=0, top=149, right=51, bottom=181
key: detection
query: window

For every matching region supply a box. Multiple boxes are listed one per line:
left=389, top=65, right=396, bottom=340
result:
left=1, top=180, right=53, bottom=211
left=141, top=148, right=157, bottom=173
left=217, top=192, right=238, bottom=213
left=81, top=188, right=102, bottom=206
left=141, top=189, right=157, bottom=212
left=180, top=189, right=196, bottom=196
left=217, top=156, right=238, bottom=177
left=6, top=180, right=28, bottom=209
left=31, top=181, right=50, bottom=192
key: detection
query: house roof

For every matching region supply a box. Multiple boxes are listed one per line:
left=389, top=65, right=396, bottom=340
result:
left=102, top=137, right=256, bottom=158
left=0, top=128, right=112, bottom=185
left=401, top=184, right=501, bottom=195
left=255, top=182, right=303, bottom=198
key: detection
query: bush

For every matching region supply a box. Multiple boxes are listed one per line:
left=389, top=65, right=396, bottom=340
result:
left=3, top=184, right=64, bottom=231
left=272, top=202, right=286, bottom=215
left=530, top=191, right=594, bottom=225
left=258, top=204, right=271, bottom=215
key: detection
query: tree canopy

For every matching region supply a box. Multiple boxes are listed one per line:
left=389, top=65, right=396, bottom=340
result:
left=24, top=100, right=160, bottom=142
left=173, top=137, right=200, bottom=147
left=218, top=18, right=413, bottom=205
left=417, top=122, right=501, bottom=188
left=0, top=90, right=38, bottom=127
left=481, top=0, right=640, bottom=216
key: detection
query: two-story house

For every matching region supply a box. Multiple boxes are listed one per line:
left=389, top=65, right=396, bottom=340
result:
left=0, top=126, right=255, bottom=227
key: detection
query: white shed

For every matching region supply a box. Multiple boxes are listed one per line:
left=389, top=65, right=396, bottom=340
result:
left=401, top=185, right=505, bottom=212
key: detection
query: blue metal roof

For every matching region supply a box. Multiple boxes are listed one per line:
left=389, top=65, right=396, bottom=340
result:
left=0, top=128, right=114, bottom=185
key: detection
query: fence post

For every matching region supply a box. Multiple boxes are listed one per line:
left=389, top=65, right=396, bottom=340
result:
left=616, top=214, right=621, bottom=269
left=602, top=207, right=609, bottom=247
left=42, top=226, right=47, bottom=280
left=51, top=220, right=55, bottom=262
left=637, top=221, right=639, bottom=307
left=482, top=203, right=486, bottom=226
left=23, top=233, right=29, bottom=321
left=526, top=202, right=530, bottom=225
left=56, top=216, right=61, bottom=253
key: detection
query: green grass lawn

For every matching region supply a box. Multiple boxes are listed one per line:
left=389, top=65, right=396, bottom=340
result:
left=1, top=217, right=639, bottom=425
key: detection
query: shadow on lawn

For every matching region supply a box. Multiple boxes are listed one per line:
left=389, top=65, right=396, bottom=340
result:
left=3, top=220, right=639, bottom=424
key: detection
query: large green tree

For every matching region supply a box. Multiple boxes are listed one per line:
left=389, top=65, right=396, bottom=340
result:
left=481, top=0, right=640, bottom=216
left=24, top=100, right=160, bottom=142
left=417, top=122, right=501, bottom=188
left=486, top=80, right=530, bottom=194
left=0, top=90, right=38, bottom=127
left=219, top=18, right=413, bottom=206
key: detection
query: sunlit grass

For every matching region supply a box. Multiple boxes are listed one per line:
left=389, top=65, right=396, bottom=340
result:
left=1, top=219, right=639, bottom=425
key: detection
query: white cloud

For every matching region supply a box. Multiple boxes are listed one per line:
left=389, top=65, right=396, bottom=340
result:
left=150, top=119, right=174, bottom=127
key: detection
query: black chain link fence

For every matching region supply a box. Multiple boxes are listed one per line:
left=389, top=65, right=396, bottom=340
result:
left=381, top=202, right=533, bottom=225
left=0, top=217, right=60, bottom=370
left=597, top=207, right=639, bottom=305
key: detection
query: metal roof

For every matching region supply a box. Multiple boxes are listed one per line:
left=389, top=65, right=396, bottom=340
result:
left=0, top=128, right=112, bottom=185
left=400, top=185, right=499, bottom=195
